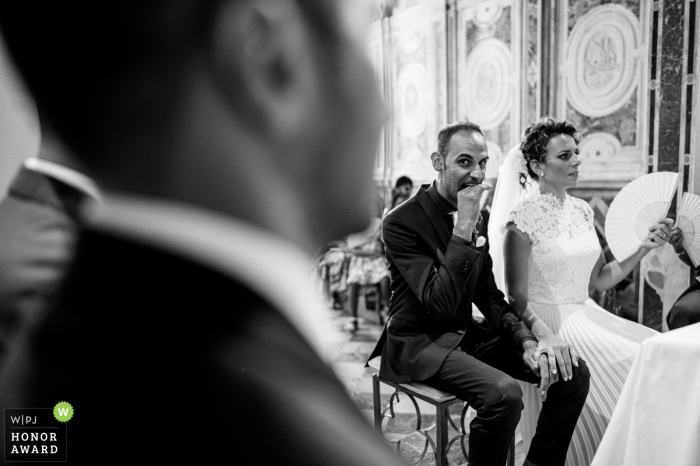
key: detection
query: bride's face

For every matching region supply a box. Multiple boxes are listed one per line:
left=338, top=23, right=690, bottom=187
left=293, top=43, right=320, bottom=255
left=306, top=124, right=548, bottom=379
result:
left=537, top=133, right=581, bottom=193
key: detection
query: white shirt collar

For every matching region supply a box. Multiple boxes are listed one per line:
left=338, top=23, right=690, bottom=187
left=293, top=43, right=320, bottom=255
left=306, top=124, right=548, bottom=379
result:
left=24, top=157, right=101, bottom=201
left=87, top=192, right=334, bottom=361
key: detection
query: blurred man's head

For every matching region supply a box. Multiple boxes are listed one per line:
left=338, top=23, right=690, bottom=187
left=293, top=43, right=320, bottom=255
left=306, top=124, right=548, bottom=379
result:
left=0, top=0, right=387, bottom=253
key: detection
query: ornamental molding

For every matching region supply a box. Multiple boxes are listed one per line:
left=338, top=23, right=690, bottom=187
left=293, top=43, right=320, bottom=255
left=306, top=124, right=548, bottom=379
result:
left=462, top=38, right=512, bottom=130
left=564, top=5, right=642, bottom=118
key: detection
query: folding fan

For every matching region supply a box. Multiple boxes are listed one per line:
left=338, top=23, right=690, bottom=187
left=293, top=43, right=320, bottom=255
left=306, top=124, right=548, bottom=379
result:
left=605, top=172, right=679, bottom=262
left=676, top=192, right=700, bottom=267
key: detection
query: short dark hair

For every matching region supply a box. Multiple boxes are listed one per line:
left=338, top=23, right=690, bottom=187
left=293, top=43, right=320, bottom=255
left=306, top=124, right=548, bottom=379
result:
left=0, top=1, right=339, bottom=167
left=520, top=117, right=580, bottom=187
left=394, top=176, right=412, bottom=188
left=436, top=121, right=484, bottom=159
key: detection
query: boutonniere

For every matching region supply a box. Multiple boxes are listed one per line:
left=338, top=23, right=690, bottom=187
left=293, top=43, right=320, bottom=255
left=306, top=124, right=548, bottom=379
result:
left=475, top=236, right=486, bottom=248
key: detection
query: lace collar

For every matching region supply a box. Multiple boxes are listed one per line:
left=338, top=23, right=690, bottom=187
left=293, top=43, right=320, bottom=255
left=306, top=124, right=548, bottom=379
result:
left=537, top=191, right=570, bottom=209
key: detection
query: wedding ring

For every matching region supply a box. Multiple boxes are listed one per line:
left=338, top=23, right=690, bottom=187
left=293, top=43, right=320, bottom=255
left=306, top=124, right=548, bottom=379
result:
left=659, top=231, right=666, bottom=239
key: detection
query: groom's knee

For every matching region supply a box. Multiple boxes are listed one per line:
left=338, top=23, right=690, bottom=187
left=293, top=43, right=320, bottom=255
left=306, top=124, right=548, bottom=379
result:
left=570, top=358, right=590, bottom=400
left=483, top=377, right=523, bottom=425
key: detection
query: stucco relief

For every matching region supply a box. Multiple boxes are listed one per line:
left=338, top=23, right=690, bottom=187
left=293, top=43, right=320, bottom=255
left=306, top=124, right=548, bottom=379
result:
left=568, top=0, right=641, bottom=32
left=473, top=1, right=503, bottom=28
left=397, top=29, right=423, bottom=56
left=564, top=5, right=641, bottom=118
left=485, top=141, right=504, bottom=180
left=397, top=62, right=429, bottom=139
left=578, top=132, right=621, bottom=164
left=464, top=2, right=511, bottom=56
left=463, top=38, right=512, bottom=130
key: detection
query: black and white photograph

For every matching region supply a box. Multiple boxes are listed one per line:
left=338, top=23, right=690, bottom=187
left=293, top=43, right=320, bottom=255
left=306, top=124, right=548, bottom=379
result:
left=0, top=1, right=697, bottom=465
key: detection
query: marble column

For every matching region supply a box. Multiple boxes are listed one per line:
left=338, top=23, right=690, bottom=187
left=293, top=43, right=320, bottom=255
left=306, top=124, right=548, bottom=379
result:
left=642, top=0, right=695, bottom=331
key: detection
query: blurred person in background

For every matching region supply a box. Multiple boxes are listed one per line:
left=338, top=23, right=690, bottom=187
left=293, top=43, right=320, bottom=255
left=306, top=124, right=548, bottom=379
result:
left=0, top=1, right=402, bottom=464
left=666, top=228, right=700, bottom=329
left=383, top=175, right=412, bottom=217
left=394, top=175, right=412, bottom=197
left=344, top=197, right=390, bottom=331
left=388, top=189, right=410, bottom=213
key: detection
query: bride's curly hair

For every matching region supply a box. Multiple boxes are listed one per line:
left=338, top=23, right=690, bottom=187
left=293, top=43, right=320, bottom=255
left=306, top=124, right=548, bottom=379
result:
left=519, top=118, right=581, bottom=189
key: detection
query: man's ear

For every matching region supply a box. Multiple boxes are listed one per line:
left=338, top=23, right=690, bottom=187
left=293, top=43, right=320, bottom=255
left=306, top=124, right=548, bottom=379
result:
left=430, top=152, right=444, bottom=172
left=211, top=0, right=315, bottom=136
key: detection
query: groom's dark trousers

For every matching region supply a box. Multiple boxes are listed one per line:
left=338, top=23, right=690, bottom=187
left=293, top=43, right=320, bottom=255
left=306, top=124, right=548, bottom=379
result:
left=368, top=183, right=589, bottom=466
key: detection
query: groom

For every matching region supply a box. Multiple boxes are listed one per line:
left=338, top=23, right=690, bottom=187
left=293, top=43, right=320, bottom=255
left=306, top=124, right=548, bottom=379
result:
left=368, top=121, right=590, bottom=466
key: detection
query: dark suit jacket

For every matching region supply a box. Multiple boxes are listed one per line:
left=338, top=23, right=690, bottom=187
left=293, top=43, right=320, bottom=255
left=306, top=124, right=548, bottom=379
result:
left=0, top=166, right=83, bottom=370
left=0, top=230, right=404, bottom=465
left=368, top=183, right=535, bottom=383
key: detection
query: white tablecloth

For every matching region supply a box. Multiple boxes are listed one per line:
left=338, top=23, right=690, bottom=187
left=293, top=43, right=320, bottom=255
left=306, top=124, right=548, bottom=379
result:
left=591, top=323, right=700, bottom=466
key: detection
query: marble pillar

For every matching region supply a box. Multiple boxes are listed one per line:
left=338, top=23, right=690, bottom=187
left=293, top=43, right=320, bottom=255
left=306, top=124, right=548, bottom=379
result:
left=641, top=0, right=697, bottom=331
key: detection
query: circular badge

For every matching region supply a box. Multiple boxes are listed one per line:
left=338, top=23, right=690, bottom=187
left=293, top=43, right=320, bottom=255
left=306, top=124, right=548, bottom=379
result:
left=53, top=401, right=74, bottom=422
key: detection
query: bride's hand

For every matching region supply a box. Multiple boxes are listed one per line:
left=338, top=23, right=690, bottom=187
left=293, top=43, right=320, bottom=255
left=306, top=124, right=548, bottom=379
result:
left=643, top=218, right=673, bottom=249
left=533, top=336, right=580, bottom=382
left=522, top=341, right=559, bottom=398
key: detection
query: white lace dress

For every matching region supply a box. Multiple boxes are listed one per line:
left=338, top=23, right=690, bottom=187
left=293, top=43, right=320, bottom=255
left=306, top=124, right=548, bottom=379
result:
left=505, top=193, right=657, bottom=466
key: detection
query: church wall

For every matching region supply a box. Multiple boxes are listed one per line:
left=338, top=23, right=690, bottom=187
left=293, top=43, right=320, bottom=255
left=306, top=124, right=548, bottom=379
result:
left=370, top=0, right=699, bottom=330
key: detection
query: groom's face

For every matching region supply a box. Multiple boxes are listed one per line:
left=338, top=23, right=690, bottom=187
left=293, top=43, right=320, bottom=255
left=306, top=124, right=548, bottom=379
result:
left=437, top=130, right=489, bottom=207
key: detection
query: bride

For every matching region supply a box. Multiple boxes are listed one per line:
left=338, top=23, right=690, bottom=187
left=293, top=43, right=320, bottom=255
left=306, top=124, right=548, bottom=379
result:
left=488, top=118, right=673, bottom=466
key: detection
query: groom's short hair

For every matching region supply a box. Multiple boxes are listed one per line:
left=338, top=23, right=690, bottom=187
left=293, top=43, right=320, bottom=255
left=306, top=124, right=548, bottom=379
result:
left=436, top=121, right=484, bottom=159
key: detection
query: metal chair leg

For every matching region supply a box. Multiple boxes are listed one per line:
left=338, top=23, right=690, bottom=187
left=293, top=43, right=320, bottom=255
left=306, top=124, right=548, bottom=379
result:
left=506, top=433, right=515, bottom=466
left=372, top=374, right=382, bottom=432
left=436, top=405, right=449, bottom=465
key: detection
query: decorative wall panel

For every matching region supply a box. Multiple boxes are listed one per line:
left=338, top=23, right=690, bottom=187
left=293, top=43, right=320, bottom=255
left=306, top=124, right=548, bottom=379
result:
left=387, top=2, right=447, bottom=187
left=559, top=2, right=648, bottom=189
left=367, top=0, right=699, bottom=329
left=524, top=0, right=541, bottom=127
left=457, top=0, right=522, bottom=180
left=368, top=22, right=386, bottom=185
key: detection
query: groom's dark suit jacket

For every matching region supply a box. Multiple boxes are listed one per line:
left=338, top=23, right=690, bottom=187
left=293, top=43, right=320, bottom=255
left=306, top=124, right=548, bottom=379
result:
left=368, top=183, right=535, bottom=383
left=0, top=230, right=404, bottom=465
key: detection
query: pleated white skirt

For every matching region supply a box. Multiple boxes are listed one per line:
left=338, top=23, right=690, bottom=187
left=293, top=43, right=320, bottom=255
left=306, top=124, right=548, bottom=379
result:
left=517, top=299, right=657, bottom=466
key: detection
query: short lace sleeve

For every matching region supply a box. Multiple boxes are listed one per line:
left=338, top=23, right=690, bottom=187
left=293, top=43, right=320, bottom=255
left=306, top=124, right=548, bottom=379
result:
left=502, top=199, right=543, bottom=243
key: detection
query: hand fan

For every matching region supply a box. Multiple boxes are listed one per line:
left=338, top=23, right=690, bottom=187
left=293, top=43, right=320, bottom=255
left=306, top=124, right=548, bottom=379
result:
left=676, top=192, right=700, bottom=267
left=605, top=172, right=679, bottom=261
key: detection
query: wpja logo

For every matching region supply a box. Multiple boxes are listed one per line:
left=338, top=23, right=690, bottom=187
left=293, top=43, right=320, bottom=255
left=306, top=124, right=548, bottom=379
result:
left=4, top=402, right=72, bottom=462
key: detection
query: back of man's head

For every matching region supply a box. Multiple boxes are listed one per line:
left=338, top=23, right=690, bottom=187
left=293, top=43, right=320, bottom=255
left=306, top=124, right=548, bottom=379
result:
left=0, top=1, right=337, bottom=169
left=0, top=0, right=388, bottom=251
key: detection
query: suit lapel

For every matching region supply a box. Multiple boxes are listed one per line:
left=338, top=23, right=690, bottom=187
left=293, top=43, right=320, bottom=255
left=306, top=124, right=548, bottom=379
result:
left=414, top=188, right=452, bottom=251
